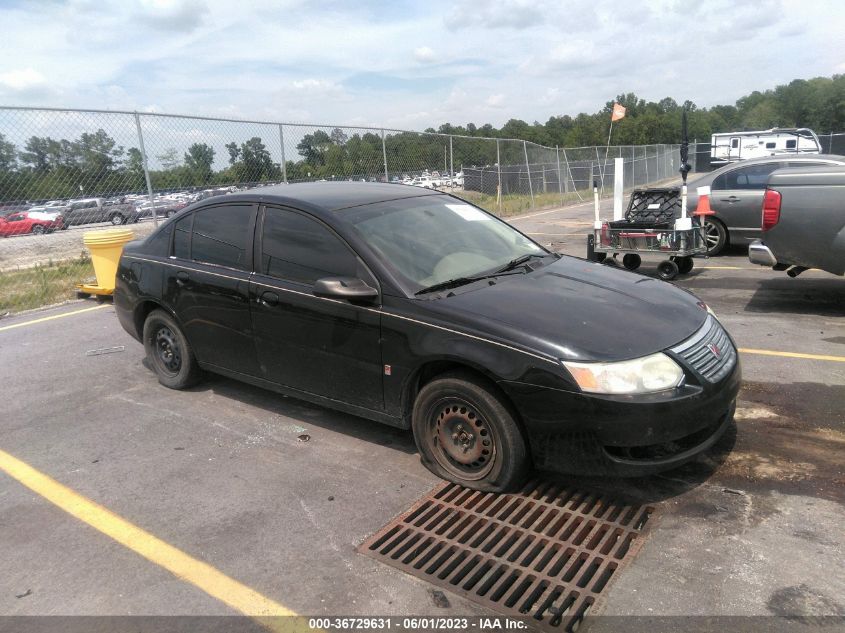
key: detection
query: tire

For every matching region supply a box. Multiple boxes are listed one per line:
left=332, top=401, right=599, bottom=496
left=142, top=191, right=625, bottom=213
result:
left=657, top=259, right=679, bottom=280
left=31, top=225, right=46, bottom=235
left=703, top=218, right=728, bottom=256
left=676, top=256, right=694, bottom=274
left=412, top=371, right=529, bottom=492
left=110, top=214, right=126, bottom=225
left=142, top=309, right=202, bottom=389
left=622, top=253, right=641, bottom=270
left=165, top=210, right=175, bottom=218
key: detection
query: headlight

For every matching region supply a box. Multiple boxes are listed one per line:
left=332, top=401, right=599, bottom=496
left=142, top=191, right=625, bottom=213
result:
left=562, top=353, right=684, bottom=395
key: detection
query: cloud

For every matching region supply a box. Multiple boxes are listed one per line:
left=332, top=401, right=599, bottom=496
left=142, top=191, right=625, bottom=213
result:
left=414, top=46, right=436, bottom=63
left=0, top=68, right=46, bottom=91
left=447, top=0, right=551, bottom=29
left=135, top=0, right=208, bottom=32
left=486, top=94, right=505, bottom=108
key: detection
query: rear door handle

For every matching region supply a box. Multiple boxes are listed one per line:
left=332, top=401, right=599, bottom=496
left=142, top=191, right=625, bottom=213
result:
left=176, top=271, right=189, bottom=286
left=259, top=291, right=280, bottom=307
left=721, top=196, right=740, bottom=203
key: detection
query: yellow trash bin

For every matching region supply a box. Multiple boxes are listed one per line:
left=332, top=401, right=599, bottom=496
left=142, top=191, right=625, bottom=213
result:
left=78, top=228, right=135, bottom=295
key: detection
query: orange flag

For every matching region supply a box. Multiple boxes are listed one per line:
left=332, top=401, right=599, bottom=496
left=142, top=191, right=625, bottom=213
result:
left=611, top=103, right=626, bottom=121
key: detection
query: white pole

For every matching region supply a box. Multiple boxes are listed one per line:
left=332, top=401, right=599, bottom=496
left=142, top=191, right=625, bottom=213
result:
left=613, top=157, right=624, bottom=221
left=593, top=178, right=601, bottom=228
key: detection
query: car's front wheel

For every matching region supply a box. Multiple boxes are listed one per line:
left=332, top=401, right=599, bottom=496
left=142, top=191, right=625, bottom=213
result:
left=31, top=225, right=47, bottom=235
left=109, top=214, right=126, bottom=225
left=412, top=371, right=529, bottom=492
left=143, top=309, right=202, bottom=389
left=703, top=218, right=728, bottom=256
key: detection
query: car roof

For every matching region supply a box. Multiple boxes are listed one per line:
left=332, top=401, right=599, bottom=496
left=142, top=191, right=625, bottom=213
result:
left=219, top=181, right=442, bottom=213
left=692, top=154, right=845, bottom=184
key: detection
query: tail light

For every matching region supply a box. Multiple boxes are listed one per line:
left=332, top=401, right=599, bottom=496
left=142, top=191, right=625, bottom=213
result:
left=762, top=189, right=781, bottom=231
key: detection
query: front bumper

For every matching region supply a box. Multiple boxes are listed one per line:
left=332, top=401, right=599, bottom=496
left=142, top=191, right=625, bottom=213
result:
left=749, top=240, right=778, bottom=267
left=502, top=318, right=742, bottom=477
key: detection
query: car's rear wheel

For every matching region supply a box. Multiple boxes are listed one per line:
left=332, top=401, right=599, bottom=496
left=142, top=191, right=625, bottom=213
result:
left=703, top=218, right=728, bottom=256
left=109, top=214, right=126, bottom=225
left=143, top=309, right=202, bottom=389
left=31, top=225, right=46, bottom=235
left=412, top=371, right=529, bottom=492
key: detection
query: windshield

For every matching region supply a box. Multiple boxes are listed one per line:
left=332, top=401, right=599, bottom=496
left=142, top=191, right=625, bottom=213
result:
left=344, top=195, right=546, bottom=293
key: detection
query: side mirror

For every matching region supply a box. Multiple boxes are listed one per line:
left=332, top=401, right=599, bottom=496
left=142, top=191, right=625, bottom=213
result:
left=313, top=277, right=379, bottom=303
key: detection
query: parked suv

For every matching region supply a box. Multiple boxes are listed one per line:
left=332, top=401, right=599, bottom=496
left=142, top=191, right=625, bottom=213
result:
left=62, top=197, right=140, bottom=226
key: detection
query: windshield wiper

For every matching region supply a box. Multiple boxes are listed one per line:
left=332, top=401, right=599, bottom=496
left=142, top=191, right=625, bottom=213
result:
left=494, top=252, right=549, bottom=274
left=414, top=277, right=473, bottom=295
left=415, top=269, right=532, bottom=296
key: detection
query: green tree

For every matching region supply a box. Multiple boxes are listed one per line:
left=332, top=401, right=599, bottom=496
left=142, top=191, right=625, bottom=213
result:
left=156, top=148, right=181, bottom=171
left=184, top=143, right=216, bottom=183
left=0, top=133, right=17, bottom=171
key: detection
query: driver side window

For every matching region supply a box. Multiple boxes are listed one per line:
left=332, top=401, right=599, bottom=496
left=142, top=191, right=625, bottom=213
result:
left=260, top=207, right=369, bottom=286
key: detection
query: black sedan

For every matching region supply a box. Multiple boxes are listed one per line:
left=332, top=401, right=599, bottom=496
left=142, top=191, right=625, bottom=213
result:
left=114, top=182, right=740, bottom=491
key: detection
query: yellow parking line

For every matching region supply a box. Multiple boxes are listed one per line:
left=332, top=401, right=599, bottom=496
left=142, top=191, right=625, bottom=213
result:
left=0, top=448, right=295, bottom=617
left=0, top=304, right=110, bottom=332
left=739, top=348, right=845, bottom=363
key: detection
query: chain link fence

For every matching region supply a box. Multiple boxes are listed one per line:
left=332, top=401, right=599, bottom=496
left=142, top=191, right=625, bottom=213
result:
left=0, top=106, right=686, bottom=313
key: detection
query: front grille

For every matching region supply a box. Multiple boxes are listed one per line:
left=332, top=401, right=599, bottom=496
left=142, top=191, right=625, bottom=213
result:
left=670, top=315, right=736, bottom=382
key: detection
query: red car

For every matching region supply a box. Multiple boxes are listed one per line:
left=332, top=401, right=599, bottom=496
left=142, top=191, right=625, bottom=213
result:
left=0, top=210, right=64, bottom=237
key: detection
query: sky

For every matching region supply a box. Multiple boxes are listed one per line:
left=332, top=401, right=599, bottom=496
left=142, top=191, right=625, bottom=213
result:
left=1, top=0, right=844, bottom=132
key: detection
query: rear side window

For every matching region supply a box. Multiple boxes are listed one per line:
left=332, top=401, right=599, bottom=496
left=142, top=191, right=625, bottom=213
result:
left=145, top=222, right=173, bottom=257
left=172, top=214, right=191, bottom=259
left=190, top=205, right=254, bottom=270
left=719, top=163, right=783, bottom=190
left=260, top=207, right=361, bottom=285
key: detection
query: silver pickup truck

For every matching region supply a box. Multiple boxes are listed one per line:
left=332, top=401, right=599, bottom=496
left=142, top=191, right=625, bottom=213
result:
left=749, top=165, right=845, bottom=277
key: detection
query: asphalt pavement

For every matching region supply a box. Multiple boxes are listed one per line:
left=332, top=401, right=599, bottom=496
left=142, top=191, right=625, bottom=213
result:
left=0, top=197, right=843, bottom=625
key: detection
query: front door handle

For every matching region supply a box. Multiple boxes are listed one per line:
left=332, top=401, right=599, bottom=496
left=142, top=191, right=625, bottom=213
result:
left=175, top=271, right=190, bottom=286
left=720, top=196, right=740, bottom=203
left=259, top=291, right=280, bottom=307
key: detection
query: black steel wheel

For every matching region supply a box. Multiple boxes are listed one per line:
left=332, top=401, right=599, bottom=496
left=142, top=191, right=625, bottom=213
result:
left=622, top=253, right=642, bottom=270
left=412, top=371, right=528, bottom=492
left=676, top=256, right=694, bottom=274
left=703, top=218, right=727, bottom=256
left=657, top=259, right=679, bottom=281
left=143, top=309, right=202, bottom=389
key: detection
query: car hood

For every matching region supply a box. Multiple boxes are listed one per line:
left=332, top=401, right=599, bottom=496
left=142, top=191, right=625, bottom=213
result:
left=416, top=256, right=708, bottom=362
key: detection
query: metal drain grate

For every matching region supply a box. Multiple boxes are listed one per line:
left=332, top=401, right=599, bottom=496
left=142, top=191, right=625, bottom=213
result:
left=359, top=480, right=654, bottom=631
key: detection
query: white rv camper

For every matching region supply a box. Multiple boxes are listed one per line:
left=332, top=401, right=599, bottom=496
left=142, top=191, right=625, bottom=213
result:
left=710, top=128, right=821, bottom=165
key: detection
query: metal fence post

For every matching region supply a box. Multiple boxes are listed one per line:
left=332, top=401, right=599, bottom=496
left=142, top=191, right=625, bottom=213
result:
left=381, top=129, right=389, bottom=182
left=523, top=140, right=535, bottom=209
left=278, top=124, right=288, bottom=183
left=449, top=136, right=454, bottom=177
left=555, top=146, right=563, bottom=206
left=134, top=112, right=157, bottom=227
left=496, top=139, right=502, bottom=213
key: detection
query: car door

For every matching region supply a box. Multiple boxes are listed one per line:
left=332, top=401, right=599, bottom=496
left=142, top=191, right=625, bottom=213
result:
left=710, top=161, right=784, bottom=241
left=2, top=213, right=27, bottom=235
left=162, top=203, right=261, bottom=377
left=249, top=205, right=384, bottom=412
